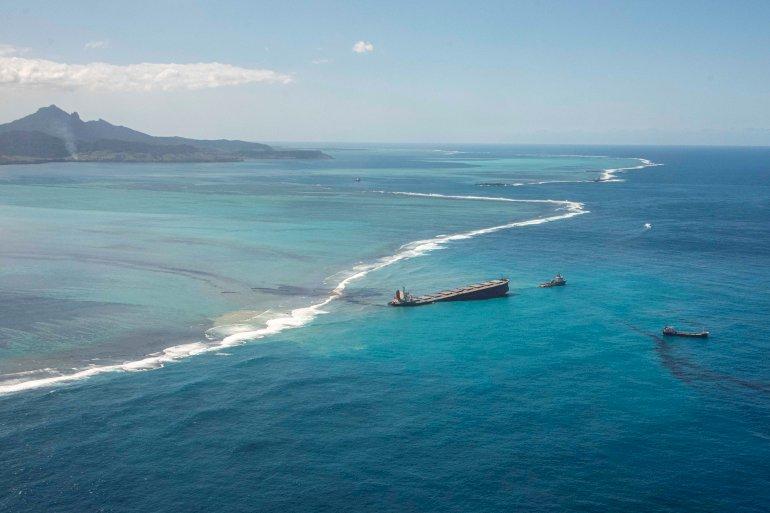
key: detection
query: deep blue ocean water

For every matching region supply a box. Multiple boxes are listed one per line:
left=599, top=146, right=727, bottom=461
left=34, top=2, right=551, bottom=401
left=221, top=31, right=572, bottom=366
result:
left=0, top=145, right=769, bottom=511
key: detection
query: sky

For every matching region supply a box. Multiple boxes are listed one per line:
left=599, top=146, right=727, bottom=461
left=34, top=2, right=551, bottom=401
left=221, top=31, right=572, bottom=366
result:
left=1, top=0, right=769, bottom=145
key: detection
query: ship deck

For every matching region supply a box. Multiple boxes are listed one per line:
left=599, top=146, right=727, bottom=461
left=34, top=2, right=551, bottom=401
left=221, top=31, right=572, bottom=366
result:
left=398, top=279, right=508, bottom=306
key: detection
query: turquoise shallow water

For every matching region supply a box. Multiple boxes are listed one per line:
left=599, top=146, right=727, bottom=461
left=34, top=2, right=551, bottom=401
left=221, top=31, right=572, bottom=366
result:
left=0, top=145, right=769, bottom=511
left=0, top=150, right=611, bottom=382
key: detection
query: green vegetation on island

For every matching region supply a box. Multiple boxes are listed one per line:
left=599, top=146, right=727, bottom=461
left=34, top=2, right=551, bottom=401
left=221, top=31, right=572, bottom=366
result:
left=0, top=105, right=331, bottom=164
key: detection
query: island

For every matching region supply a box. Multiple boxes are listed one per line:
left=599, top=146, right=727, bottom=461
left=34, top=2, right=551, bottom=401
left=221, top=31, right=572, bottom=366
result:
left=0, top=105, right=331, bottom=164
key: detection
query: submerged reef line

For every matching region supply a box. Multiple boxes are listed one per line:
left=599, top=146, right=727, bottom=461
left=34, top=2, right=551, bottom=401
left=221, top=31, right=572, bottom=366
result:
left=0, top=192, right=586, bottom=394
left=476, top=157, right=661, bottom=188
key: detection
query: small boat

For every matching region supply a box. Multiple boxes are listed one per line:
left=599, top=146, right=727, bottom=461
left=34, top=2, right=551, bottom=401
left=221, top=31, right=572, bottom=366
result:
left=354, top=177, right=361, bottom=182
left=662, top=326, right=709, bottom=338
left=539, top=274, right=566, bottom=288
left=389, top=278, right=509, bottom=307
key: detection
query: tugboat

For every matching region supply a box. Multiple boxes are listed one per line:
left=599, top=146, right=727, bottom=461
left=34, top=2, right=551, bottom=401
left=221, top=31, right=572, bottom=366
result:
left=662, top=326, right=709, bottom=338
left=390, top=278, right=509, bottom=307
left=539, top=274, right=566, bottom=288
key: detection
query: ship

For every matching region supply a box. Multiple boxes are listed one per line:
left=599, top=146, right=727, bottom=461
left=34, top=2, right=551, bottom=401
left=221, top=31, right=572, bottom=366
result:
left=389, top=278, right=509, bottom=307
left=539, top=273, right=566, bottom=288
left=662, top=326, right=709, bottom=338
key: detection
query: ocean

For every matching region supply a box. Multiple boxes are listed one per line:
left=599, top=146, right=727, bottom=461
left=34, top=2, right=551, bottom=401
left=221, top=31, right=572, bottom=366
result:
left=0, top=145, right=768, bottom=511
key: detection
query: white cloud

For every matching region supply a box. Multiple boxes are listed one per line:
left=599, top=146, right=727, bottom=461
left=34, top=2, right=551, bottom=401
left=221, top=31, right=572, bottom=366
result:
left=84, top=40, right=109, bottom=50
left=0, top=44, right=27, bottom=56
left=311, top=58, right=332, bottom=65
left=0, top=56, right=293, bottom=91
left=352, top=41, right=374, bottom=54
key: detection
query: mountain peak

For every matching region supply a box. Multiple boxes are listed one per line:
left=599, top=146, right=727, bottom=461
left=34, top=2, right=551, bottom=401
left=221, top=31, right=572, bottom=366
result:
left=30, top=105, right=75, bottom=124
left=38, top=104, right=68, bottom=115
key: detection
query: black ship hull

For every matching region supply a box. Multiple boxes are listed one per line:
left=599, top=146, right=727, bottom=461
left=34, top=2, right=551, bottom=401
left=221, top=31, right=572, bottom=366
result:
left=662, top=331, right=709, bottom=338
left=390, top=279, right=509, bottom=307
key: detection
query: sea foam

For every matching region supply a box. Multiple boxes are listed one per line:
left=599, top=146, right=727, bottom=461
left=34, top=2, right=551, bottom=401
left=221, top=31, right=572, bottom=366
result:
left=599, top=158, right=662, bottom=182
left=0, top=192, right=587, bottom=395
left=477, top=157, right=661, bottom=188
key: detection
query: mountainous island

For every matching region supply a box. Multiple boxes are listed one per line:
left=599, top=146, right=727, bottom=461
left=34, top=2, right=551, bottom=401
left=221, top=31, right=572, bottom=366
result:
left=0, top=105, right=331, bottom=164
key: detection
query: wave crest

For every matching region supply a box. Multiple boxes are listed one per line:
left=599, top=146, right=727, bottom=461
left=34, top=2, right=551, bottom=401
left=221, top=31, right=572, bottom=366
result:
left=0, top=192, right=586, bottom=394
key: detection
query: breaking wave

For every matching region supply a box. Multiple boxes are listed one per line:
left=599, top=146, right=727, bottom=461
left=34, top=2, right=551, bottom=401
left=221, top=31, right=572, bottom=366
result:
left=599, top=158, right=661, bottom=182
left=477, top=157, right=661, bottom=188
left=0, top=192, right=586, bottom=395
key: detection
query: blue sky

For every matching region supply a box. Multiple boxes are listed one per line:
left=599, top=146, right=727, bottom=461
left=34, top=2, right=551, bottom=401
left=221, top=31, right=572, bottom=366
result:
left=1, top=0, right=769, bottom=144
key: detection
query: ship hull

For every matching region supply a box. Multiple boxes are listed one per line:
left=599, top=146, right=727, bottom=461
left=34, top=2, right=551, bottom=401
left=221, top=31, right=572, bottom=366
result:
left=663, top=331, right=709, bottom=338
left=435, top=282, right=508, bottom=302
left=389, top=279, right=509, bottom=307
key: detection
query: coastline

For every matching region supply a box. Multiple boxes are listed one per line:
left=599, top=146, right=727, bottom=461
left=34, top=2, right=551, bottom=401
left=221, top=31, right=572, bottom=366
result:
left=0, top=153, right=331, bottom=165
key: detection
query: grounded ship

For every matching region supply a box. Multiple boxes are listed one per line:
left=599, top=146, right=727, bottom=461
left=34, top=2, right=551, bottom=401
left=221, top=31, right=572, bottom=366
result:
left=662, top=326, right=710, bottom=338
left=390, top=278, right=509, bottom=307
left=539, top=274, right=566, bottom=288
